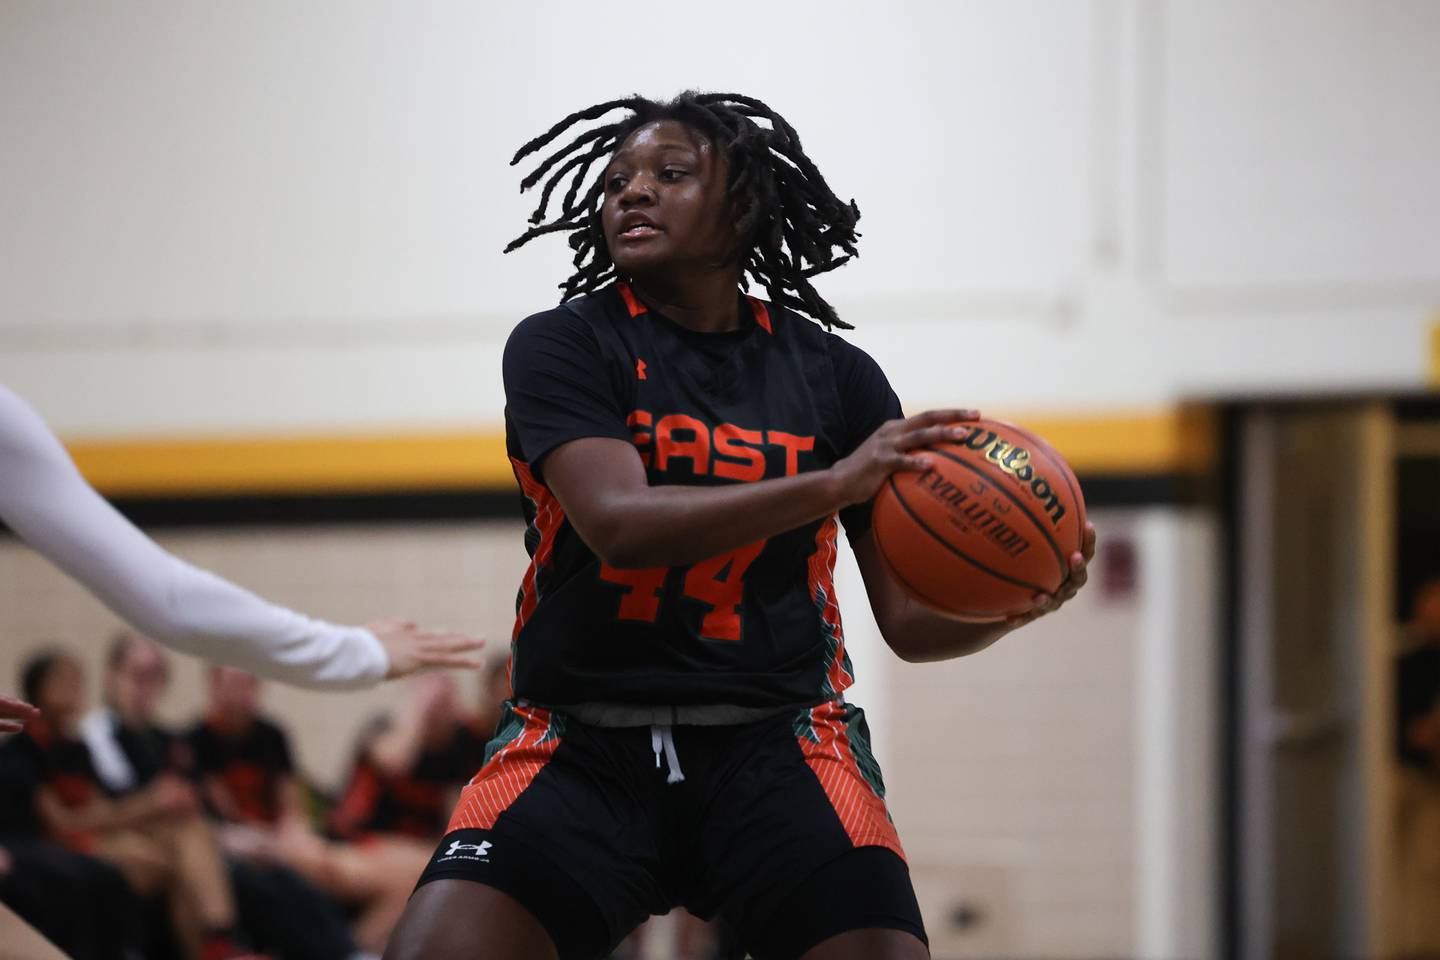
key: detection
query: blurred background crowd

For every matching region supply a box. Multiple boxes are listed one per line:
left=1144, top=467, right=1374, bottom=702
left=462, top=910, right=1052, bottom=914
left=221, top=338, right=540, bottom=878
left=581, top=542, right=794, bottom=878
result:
left=0, top=644, right=512, bottom=958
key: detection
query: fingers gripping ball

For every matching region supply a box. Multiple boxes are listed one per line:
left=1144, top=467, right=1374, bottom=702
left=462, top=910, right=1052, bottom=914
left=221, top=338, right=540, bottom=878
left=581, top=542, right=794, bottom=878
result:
left=872, top=420, right=1087, bottom=621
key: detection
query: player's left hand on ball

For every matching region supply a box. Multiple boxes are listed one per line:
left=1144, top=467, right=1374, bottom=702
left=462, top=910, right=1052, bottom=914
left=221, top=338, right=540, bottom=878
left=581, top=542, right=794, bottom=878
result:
left=369, top=619, right=486, bottom=679
left=1005, top=522, right=1097, bottom=627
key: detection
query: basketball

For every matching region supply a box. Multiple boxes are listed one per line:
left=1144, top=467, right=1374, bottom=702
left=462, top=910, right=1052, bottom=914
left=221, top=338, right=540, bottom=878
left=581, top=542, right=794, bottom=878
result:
left=872, top=419, right=1087, bottom=622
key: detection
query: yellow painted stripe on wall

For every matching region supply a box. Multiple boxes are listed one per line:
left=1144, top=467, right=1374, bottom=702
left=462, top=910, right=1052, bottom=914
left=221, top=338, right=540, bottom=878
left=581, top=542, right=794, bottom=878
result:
left=66, top=407, right=1216, bottom=497
left=1430, top=314, right=1440, bottom=388
left=70, top=431, right=513, bottom=496
left=1001, top=406, right=1216, bottom=476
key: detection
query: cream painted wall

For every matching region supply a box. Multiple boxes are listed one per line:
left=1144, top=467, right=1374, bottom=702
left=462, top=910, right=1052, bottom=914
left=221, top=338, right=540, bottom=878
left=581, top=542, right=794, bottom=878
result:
left=1, top=1, right=1436, bottom=437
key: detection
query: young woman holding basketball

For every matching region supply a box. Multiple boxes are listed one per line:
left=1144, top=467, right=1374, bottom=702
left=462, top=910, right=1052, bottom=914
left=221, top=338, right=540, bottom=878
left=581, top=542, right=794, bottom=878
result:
left=387, top=92, right=1096, bottom=960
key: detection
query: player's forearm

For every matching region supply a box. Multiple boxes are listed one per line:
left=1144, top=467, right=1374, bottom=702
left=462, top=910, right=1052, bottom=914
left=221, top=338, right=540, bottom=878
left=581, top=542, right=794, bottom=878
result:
left=590, top=469, right=849, bottom=568
left=882, top=609, right=1014, bottom=663
left=0, top=389, right=389, bottom=689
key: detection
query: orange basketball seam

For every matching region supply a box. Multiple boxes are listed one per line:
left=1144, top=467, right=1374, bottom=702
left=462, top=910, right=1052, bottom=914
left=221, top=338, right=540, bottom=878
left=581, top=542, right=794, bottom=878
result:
left=927, top=446, right=1068, bottom=577
left=886, top=476, right=1052, bottom=596
left=873, top=514, right=1007, bottom=621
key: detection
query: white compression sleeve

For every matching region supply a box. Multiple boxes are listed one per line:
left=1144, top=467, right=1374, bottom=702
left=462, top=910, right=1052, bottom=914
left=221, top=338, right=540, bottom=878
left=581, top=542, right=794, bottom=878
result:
left=0, top=386, right=389, bottom=689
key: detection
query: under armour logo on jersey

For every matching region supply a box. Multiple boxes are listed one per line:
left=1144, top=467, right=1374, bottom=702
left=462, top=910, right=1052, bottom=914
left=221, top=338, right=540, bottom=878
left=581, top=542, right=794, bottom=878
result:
left=636, top=358, right=648, bottom=381
left=443, top=840, right=491, bottom=859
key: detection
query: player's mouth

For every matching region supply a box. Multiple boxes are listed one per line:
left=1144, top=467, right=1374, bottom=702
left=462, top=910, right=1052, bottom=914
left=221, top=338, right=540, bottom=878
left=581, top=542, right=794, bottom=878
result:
left=617, top=214, right=663, bottom=241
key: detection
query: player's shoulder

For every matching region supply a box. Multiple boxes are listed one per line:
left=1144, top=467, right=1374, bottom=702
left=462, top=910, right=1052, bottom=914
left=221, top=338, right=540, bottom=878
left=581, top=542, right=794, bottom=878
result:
left=508, top=289, right=618, bottom=341
left=763, top=301, right=874, bottom=360
left=812, top=322, right=888, bottom=390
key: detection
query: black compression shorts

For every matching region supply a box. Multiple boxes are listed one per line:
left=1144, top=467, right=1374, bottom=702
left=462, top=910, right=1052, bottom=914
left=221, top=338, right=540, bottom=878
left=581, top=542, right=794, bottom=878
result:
left=415, top=699, right=926, bottom=959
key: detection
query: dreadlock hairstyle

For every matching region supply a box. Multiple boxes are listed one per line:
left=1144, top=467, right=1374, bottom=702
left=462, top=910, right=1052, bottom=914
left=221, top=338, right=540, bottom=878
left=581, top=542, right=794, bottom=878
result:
left=505, top=91, right=861, bottom=330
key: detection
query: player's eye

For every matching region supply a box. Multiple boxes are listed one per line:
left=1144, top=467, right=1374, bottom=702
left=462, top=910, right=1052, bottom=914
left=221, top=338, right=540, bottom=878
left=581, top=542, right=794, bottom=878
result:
left=659, top=168, right=687, bottom=181
left=606, top=174, right=628, bottom=192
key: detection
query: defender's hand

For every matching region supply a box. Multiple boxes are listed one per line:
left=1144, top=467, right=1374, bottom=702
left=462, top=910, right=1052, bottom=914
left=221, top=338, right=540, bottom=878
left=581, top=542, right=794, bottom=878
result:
left=370, top=620, right=486, bottom=679
left=0, top=696, right=41, bottom=734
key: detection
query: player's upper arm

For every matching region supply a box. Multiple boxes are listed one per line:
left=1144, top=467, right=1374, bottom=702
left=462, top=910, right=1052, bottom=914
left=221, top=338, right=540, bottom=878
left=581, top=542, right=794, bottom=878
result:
left=503, top=309, right=650, bottom=563
left=849, top=528, right=919, bottom=655
left=542, top=436, right=653, bottom=567
left=827, top=336, right=903, bottom=541
left=502, top=309, right=634, bottom=479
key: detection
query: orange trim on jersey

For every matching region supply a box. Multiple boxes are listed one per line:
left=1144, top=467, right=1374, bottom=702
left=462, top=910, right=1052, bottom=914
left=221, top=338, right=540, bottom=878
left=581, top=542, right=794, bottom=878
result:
left=446, top=705, right=560, bottom=832
left=746, top=295, right=773, bottom=335
left=619, top=281, right=772, bottom=335
left=808, top=516, right=852, bottom=696
left=798, top=701, right=905, bottom=861
left=618, top=282, right=646, bottom=318
left=509, top=457, right=567, bottom=642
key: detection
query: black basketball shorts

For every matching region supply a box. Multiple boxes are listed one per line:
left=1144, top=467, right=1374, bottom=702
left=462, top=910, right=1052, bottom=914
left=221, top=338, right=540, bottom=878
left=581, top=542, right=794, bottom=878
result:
left=415, top=699, right=926, bottom=959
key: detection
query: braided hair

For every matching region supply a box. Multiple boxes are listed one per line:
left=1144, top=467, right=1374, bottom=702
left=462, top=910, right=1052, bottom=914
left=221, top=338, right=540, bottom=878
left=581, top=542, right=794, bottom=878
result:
left=505, top=92, right=861, bottom=330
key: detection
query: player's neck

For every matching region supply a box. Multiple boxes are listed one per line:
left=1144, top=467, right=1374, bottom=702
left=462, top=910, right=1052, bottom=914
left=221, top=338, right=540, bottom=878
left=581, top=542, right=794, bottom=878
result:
left=631, top=270, right=742, bottom=334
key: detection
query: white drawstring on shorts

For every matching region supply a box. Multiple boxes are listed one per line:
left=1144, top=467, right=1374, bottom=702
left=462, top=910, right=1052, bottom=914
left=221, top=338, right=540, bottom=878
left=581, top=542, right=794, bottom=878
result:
left=649, top=724, right=685, bottom=784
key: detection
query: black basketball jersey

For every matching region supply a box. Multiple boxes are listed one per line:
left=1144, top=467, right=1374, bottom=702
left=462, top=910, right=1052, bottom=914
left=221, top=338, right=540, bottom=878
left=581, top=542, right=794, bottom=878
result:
left=502, top=283, right=901, bottom=711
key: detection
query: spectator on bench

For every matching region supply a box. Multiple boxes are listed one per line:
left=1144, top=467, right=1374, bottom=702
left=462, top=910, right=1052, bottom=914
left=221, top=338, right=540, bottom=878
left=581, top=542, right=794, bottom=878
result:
left=3, top=650, right=258, bottom=960
left=189, top=667, right=425, bottom=954
left=85, top=633, right=365, bottom=960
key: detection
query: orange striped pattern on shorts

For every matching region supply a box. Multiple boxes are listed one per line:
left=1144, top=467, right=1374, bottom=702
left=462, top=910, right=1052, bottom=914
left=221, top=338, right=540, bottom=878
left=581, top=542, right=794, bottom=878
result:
left=447, top=703, right=562, bottom=832
left=795, top=700, right=905, bottom=862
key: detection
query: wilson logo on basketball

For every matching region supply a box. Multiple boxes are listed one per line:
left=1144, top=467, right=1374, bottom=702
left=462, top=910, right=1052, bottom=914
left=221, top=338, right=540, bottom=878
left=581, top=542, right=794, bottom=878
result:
left=953, top=426, right=1066, bottom=526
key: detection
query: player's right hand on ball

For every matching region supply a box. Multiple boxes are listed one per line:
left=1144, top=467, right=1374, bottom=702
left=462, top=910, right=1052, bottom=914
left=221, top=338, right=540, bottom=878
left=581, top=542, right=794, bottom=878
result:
left=831, top=409, right=981, bottom=504
left=370, top=619, right=486, bottom=679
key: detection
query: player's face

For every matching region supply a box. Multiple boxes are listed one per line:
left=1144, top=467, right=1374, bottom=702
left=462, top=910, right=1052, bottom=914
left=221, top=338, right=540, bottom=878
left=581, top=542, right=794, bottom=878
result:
left=601, top=120, right=738, bottom=281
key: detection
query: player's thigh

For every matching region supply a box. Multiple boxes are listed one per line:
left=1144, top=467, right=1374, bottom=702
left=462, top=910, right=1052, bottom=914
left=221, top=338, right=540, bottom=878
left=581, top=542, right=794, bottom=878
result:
left=800, top=928, right=929, bottom=960
left=382, top=878, right=557, bottom=960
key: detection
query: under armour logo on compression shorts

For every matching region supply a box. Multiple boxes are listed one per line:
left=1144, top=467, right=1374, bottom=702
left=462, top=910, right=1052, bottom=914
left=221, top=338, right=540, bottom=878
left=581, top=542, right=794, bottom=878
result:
left=443, top=840, right=491, bottom=859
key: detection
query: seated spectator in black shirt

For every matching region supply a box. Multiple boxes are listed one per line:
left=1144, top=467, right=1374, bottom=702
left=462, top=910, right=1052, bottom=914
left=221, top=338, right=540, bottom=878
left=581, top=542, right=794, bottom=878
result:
left=331, top=671, right=473, bottom=842
left=0, top=744, right=139, bottom=960
left=190, top=667, right=426, bottom=954
left=88, top=634, right=362, bottom=960
left=1, top=650, right=255, bottom=960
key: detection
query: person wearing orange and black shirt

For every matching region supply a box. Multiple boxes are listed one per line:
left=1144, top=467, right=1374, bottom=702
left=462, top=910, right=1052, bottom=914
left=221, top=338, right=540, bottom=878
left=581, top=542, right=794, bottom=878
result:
left=2, top=651, right=258, bottom=960
left=190, top=666, right=427, bottom=954
left=187, top=668, right=295, bottom=827
left=330, top=673, right=473, bottom=843
left=89, top=634, right=358, bottom=960
left=387, top=92, right=1095, bottom=960
left=0, top=703, right=140, bottom=960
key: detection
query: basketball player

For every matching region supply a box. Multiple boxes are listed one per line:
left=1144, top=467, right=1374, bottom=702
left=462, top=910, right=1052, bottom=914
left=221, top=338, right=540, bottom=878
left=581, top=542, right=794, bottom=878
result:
left=386, top=92, right=1096, bottom=960
left=0, top=382, right=485, bottom=720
